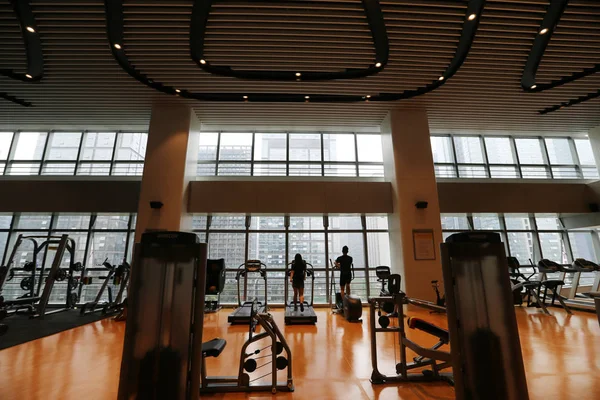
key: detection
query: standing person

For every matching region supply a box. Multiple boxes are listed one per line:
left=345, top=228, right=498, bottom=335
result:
left=335, top=246, right=353, bottom=301
left=290, top=253, right=307, bottom=312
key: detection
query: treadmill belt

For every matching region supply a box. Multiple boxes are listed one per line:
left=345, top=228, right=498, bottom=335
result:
left=285, top=302, right=317, bottom=325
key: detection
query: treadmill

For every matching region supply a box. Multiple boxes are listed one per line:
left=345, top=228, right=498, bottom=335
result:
left=284, top=261, right=317, bottom=325
left=228, top=260, right=267, bottom=324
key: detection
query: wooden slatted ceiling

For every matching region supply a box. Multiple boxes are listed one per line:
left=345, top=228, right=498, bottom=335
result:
left=0, top=0, right=598, bottom=133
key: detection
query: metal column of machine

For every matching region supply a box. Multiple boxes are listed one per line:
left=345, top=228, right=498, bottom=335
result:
left=441, top=231, right=529, bottom=400
left=117, top=231, right=207, bottom=400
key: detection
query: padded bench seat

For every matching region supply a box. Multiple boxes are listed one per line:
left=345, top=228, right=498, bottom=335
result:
left=202, top=338, right=227, bottom=358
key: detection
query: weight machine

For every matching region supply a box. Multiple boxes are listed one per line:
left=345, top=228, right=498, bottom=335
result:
left=0, top=234, right=82, bottom=318
left=80, top=258, right=130, bottom=316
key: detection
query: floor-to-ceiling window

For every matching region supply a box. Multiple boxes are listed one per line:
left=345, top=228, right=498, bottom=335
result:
left=193, top=213, right=390, bottom=305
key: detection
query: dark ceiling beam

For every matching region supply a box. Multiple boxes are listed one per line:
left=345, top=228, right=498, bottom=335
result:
left=190, top=0, right=389, bottom=81
left=105, top=0, right=485, bottom=103
left=521, top=0, right=599, bottom=114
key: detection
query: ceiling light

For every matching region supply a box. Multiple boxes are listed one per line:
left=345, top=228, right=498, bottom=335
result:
left=295, top=72, right=301, bottom=77
left=175, top=89, right=181, bottom=93
left=366, top=95, right=371, bottom=98
left=243, top=95, right=248, bottom=99
left=200, top=59, right=206, bottom=64
left=539, top=28, right=548, bottom=35
left=25, top=74, right=32, bottom=79
left=468, top=14, right=477, bottom=21
left=114, top=43, right=121, bottom=50
left=375, top=62, right=382, bottom=68
left=531, top=84, right=537, bottom=90
left=305, top=96, right=310, bottom=99
left=26, top=26, right=35, bottom=33
left=438, top=76, right=445, bottom=81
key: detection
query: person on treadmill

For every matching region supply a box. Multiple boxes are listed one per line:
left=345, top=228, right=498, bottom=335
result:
left=335, top=246, right=353, bottom=301
left=290, top=253, right=307, bottom=312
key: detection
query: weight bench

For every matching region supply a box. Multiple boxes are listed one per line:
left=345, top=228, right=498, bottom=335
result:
left=407, top=317, right=450, bottom=363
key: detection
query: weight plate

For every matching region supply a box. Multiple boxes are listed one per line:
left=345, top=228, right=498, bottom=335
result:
left=378, top=315, right=390, bottom=329
left=20, top=277, right=34, bottom=291
left=243, top=358, right=257, bottom=373
left=276, top=356, right=288, bottom=370
left=275, top=341, right=284, bottom=355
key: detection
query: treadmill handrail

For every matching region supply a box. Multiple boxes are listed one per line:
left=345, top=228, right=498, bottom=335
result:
left=235, top=261, right=268, bottom=309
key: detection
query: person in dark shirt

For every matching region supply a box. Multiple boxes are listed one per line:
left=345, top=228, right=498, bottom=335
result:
left=335, top=246, right=353, bottom=300
left=290, top=253, right=307, bottom=312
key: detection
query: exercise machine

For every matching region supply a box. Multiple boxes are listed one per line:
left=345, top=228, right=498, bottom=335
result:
left=431, top=280, right=445, bottom=308
left=507, top=257, right=548, bottom=314
left=228, top=260, right=268, bottom=324
left=0, top=234, right=81, bottom=318
left=328, top=259, right=362, bottom=322
left=369, top=288, right=453, bottom=385
left=200, top=299, right=294, bottom=394
left=205, top=258, right=226, bottom=313
left=442, top=231, right=529, bottom=400
left=117, top=231, right=293, bottom=400
left=536, top=259, right=574, bottom=314
left=284, top=261, right=317, bottom=325
left=80, top=258, right=130, bottom=316
left=375, top=266, right=391, bottom=296
left=565, top=258, right=600, bottom=309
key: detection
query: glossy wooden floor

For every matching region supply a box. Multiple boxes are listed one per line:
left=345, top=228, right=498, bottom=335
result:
left=0, top=306, right=599, bottom=400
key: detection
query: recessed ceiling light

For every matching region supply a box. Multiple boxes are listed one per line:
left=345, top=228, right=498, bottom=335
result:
left=25, top=74, right=32, bottom=79
left=438, top=76, right=445, bottom=81
left=114, top=43, right=121, bottom=50
left=175, top=89, right=181, bottom=93
left=243, top=95, right=248, bottom=99
left=468, top=14, right=476, bottom=21
left=26, top=26, right=35, bottom=33
left=539, top=28, right=548, bottom=35
left=295, top=72, right=301, bottom=77
left=366, top=95, right=371, bottom=98
left=375, top=62, right=382, bottom=68
left=531, top=84, right=537, bottom=89
left=305, top=96, right=310, bottom=99
left=200, top=59, right=206, bottom=64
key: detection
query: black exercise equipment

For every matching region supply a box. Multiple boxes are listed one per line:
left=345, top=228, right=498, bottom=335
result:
left=201, top=299, right=294, bottom=394
left=80, top=258, right=130, bottom=316
left=228, top=260, right=268, bottom=324
left=507, top=257, right=548, bottom=314
left=284, top=261, right=317, bottom=325
left=329, top=259, right=362, bottom=322
left=536, top=259, right=574, bottom=314
left=431, top=280, right=445, bottom=308
left=205, top=258, right=226, bottom=313
left=375, top=266, right=391, bottom=296
left=442, top=231, right=529, bottom=400
left=0, top=234, right=80, bottom=319
left=369, top=291, right=452, bottom=385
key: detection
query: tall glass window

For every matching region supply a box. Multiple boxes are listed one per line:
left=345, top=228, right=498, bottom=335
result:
left=433, top=135, right=596, bottom=180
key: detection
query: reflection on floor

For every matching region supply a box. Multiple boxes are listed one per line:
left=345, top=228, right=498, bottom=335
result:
left=0, top=306, right=598, bottom=399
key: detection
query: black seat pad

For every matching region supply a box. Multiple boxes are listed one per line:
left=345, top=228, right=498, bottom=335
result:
left=202, top=338, right=227, bottom=357
left=522, top=281, right=541, bottom=288
left=541, top=279, right=564, bottom=288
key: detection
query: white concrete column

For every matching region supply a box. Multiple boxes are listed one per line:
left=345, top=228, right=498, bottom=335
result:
left=587, top=126, right=600, bottom=174
left=134, top=102, right=200, bottom=241
left=381, top=109, right=443, bottom=301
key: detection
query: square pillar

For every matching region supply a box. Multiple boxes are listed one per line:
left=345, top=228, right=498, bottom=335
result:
left=381, top=109, right=443, bottom=301
left=587, top=126, right=600, bottom=173
left=135, top=102, right=200, bottom=241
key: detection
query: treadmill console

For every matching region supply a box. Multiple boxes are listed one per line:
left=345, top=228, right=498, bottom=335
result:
left=245, top=260, right=263, bottom=272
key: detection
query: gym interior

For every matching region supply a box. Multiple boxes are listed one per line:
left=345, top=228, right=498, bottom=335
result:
left=1, top=1, right=600, bottom=399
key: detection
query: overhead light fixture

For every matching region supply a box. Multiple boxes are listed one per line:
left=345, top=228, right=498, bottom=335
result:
left=295, top=72, right=301, bottom=77
left=26, top=26, right=35, bottom=33
left=25, top=74, right=32, bottom=79
left=366, top=95, right=371, bottom=98
left=243, top=95, right=248, bottom=99
left=114, top=43, right=122, bottom=50
left=539, top=28, right=548, bottom=35
left=468, top=14, right=477, bottom=21
left=200, top=59, right=206, bottom=64
left=375, top=62, right=382, bottom=68
left=175, top=89, right=181, bottom=93
left=531, top=84, right=537, bottom=89
left=438, top=76, right=445, bottom=81
left=305, top=95, right=310, bottom=99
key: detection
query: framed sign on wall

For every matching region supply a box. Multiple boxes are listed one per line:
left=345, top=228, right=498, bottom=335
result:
left=413, top=229, right=436, bottom=260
